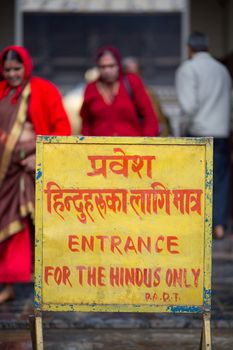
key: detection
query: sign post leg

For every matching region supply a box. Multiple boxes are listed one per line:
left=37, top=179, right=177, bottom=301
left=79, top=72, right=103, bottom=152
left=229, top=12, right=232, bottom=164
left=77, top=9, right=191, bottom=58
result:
left=29, top=314, right=36, bottom=350
left=29, top=311, right=44, bottom=350
left=35, top=311, right=44, bottom=350
left=199, top=313, right=211, bottom=350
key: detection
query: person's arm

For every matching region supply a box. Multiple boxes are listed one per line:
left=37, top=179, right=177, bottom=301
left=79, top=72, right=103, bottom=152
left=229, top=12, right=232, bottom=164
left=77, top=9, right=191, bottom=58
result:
left=80, top=85, right=92, bottom=136
left=29, top=78, right=71, bottom=136
left=175, top=62, right=199, bottom=117
left=46, top=87, right=71, bottom=136
left=128, top=74, right=160, bottom=136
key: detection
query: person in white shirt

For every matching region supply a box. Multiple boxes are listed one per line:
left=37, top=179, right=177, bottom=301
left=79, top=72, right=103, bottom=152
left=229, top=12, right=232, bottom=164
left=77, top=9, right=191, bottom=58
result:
left=175, top=31, right=232, bottom=239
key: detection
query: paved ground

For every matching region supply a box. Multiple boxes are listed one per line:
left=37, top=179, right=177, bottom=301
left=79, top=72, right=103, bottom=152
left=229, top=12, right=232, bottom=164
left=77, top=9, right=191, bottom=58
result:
left=0, top=328, right=233, bottom=350
left=0, top=238, right=233, bottom=349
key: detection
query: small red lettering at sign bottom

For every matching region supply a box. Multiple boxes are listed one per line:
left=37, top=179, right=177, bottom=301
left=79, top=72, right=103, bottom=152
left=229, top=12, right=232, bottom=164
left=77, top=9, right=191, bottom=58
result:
left=145, top=292, right=180, bottom=302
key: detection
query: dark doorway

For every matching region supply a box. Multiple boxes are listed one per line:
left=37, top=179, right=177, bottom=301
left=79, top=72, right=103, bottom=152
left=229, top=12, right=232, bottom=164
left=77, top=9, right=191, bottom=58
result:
left=24, top=12, right=181, bottom=91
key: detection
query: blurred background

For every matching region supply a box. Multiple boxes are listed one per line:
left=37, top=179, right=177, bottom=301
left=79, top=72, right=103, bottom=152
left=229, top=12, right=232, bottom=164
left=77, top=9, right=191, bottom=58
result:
left=1, top=0, right=233, bottom=134
left=1, top=3, right=233, bottom=349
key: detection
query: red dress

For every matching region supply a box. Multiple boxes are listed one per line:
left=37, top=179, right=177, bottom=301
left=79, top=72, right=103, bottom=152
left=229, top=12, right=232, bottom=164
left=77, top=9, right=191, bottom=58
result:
left=81, top=73, right=159, bottom=137
left=0, top=46, right=71, bottom=284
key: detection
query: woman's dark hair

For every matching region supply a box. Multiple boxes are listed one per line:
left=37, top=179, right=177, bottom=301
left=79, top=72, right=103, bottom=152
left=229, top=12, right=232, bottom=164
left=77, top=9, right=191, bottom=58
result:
left=2, top=50, right=23, bottom=63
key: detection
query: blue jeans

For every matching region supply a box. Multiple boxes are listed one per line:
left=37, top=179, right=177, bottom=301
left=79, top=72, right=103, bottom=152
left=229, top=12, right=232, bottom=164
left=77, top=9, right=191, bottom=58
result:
left=213, top=138, right=230, bottom=229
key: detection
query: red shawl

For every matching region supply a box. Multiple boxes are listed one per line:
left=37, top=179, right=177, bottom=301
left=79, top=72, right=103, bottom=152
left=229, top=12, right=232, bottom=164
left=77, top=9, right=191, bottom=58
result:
left=0, top=45, right=71, bottom=136
left=0, top=46, right=71, bottom=243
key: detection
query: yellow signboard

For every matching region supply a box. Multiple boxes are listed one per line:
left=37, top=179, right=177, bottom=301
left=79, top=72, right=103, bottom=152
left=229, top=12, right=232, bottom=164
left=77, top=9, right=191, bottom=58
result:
left=35, top=137, right=212, bottom=313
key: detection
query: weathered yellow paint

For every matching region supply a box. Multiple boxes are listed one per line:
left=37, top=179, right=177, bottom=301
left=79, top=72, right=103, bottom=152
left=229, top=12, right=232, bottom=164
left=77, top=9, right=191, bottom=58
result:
left=35, top=137, right=212, bottom=313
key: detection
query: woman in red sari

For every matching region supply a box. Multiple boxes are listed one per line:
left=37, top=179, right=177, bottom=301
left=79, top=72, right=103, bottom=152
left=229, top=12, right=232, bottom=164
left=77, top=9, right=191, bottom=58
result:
left=80, top=46, right=159, bottom=136
left=0, top=46, right=71, bottom=303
